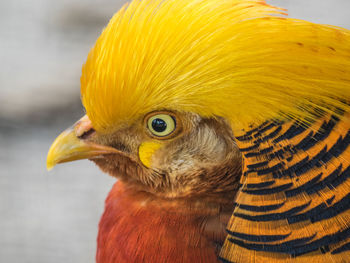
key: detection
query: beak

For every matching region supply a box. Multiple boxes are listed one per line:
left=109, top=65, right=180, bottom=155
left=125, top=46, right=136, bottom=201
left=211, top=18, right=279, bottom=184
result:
left=46, top=115, right=119, bottom=171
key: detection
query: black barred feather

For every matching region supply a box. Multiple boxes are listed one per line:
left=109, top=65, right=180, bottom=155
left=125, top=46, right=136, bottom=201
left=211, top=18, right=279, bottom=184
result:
left=220, top=112, right=350, bottom=262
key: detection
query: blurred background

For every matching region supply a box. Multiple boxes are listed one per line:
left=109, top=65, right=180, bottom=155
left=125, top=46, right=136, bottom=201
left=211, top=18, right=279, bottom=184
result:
left=0, top=0, right=349, bottom=262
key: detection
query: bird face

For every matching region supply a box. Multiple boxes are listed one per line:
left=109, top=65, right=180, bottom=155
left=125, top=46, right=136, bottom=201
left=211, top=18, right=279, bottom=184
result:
left=48, top=110, right=242, bottom=201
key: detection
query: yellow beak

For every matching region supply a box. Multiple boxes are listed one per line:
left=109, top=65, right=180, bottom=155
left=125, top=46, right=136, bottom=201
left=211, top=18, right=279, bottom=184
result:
left=46, top=115, right=119, bottom=171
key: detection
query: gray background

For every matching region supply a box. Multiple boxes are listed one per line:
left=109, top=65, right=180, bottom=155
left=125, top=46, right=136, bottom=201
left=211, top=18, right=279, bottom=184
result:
left=0, top=1, right=349, bottom=262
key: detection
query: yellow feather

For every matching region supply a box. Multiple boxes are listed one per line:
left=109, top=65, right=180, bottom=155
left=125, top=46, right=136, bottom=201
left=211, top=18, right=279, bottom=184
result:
left=80, top=0, right=350, bottom=133
left=138, top=141, right=162, bottom=168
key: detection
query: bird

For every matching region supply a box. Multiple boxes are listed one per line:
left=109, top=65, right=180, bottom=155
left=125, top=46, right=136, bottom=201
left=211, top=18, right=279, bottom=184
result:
left=46, top=0, right=350, bottom=262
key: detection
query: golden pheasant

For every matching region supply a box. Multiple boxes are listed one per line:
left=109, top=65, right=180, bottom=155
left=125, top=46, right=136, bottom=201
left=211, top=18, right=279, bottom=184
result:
left=47, top=0, right=350, bottom=262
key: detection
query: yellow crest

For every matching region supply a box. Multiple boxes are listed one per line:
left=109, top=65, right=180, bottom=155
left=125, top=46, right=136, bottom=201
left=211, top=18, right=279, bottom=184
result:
left=81, top=0, right=350, bottom=133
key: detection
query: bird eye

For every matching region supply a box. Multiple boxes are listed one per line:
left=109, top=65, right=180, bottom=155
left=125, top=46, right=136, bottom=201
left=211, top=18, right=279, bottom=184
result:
left=147, top=114, right=176, bottom=137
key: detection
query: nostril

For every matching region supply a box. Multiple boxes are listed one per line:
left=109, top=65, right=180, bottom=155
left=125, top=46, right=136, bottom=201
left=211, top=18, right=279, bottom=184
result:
left=77, top=128, right=95, bottom=140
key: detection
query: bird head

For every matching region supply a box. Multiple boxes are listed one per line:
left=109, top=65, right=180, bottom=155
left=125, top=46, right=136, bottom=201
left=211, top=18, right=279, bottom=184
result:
left=47, top=110, right=241, bottom=200
left=47, top=0, right=350, bottom=200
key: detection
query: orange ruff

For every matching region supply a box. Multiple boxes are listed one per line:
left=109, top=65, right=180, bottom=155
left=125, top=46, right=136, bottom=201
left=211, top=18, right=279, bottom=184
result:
left=97, top=182, right=219, bottom=263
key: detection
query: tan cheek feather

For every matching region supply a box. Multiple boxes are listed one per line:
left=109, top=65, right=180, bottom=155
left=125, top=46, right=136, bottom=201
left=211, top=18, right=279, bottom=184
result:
left=138, top=141, right=163, bottom=168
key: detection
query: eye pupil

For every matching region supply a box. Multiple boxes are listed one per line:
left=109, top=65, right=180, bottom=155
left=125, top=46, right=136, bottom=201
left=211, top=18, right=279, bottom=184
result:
left=152, top=118, right=167, bottom=132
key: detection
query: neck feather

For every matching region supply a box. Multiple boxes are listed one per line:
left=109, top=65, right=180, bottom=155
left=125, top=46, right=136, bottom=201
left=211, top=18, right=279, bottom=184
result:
left=96, top=181, right=228, bottom=263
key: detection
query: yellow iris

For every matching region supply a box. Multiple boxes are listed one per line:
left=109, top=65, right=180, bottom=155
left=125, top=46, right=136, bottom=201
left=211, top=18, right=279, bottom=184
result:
left=147, top=114, right=176, bottom=137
